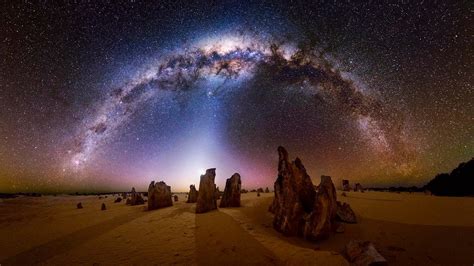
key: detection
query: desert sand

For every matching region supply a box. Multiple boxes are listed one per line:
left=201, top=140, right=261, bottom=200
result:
left=0, top=191, right=473, bottom=265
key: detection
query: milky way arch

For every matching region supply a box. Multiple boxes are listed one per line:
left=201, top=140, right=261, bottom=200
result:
left=67, top=30, right=411, bottom=172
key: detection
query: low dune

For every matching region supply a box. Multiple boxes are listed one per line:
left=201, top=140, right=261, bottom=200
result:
left=0, top=192, right=473, bottom=265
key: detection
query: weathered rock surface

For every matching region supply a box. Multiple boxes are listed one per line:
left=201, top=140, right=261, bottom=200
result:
left=101, top=203, right=106, bottom=210
left=303, top=175, right=338, bottom=240
left=77, top=202, right=83, bottom=209
left=114, top=197, right=122, bottom=203
left=128, top=187, right=145, bottom=205
left=344, top=240, right=387, bottom=266
left=148, top=181, right=173, bottom=210
left=336, top=201, right=357, bottom=223
left=187, top=185, right=198, bottom=203
left=270, top=146, right=316, bottom=236
left=196, top=168, right=217, bottom=213
left=219, top=173, right=241, bottom=208
left=342, top=179, right=351, bottom=191
left=270, top=146, right=352, bottom=241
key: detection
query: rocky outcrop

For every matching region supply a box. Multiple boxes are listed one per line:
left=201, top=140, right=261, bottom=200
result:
left=196, top=168, right=217, bottom=213
left=270, top=146, right=316, bottom=236
left=241, top=189, right=248, bottom=193
left=424, top=158, right=474, bottom=196
left=344, top=240, right=387, bottom=266
left=336, top=201, right=357, bottom=223
left=77, top=202, right=83, bottom=209
left=148, top=181, right=173, bottom=210
left=270, top=146, right=353, bottom=241
left=219, top=173, right=241, bottom=208
left=128, top=187, right=145, bottom=205
left=101, top=203, right=106, bottom=210
left=342, top=179, right=351, bottom=191
left=114, top=197, right=122, bottom=203
left=187, top=185, right=198, bottom=203
left=303, top=175, right=338, bottom=240
left=173, top=195, right=179, bottom=202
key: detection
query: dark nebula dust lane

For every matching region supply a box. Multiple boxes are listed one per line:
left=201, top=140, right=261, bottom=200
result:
left=0, top=1, right=472, bottom=192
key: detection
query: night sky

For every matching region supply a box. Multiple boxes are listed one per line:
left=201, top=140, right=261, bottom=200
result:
left=1, top=1, right=472, bottom=193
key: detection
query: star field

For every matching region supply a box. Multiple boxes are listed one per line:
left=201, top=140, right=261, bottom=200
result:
left=0, top=1, right=472, bottom=193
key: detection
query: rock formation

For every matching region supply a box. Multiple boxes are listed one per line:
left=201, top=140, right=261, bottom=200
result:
left=257, top=187, right=264, bottom=193
left=187, top=185, right=198, bottom=203
left=344, top=240, right=387, bottom=265
left=129, top=187, right=145, bottom=205
left=303, top=175, right=338, bottom=240
left=270, top=146, right=352, bottom=240
left=196, top=168, right=217, bottom=213
left=125, top=198, right=131, bottom=205
left=265, top=187, right=270, bottom=193
left=354, top=183, right=363, bottom=192
left=257, top=192, right=261, bottom=197
left=77, top=202, right=83, bottom=209
left=101, top=203, right=106, bottom=210
left=424, top=158, right=474, bottom=196
left=219, top=173, right=241, bottom=208
left=148, top=181, right=173, bottom=210
left=336, top=201, right=357, bottom=223
left=114, top=197, right=122, bottom=203
left=173, top=195, right=179, bottom=202
left=342, top=179, right=351, bottom=191
left=215, top=186, right=222, bottom=200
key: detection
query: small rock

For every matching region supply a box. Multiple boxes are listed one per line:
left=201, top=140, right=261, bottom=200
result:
left=336, top=201, right=357, bottom=223
left=344, top=240, right=387, bottom=266
left=77, top=202, right=83, bottom=209
left=257, top=192, right=260, bottom=197
left=101, top=203, right=106, bottom=210
left=174, top=195, right=179, bottom=202
left=114, top=197, right=122, bottom=203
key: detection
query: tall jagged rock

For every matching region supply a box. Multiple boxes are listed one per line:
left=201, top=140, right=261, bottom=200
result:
left=148, top=181, right=173, bottom=210
left=270, top=146, right=351, bottom=240
left=219, top=173, right=241, bottom=208
left=196, top=168, right=217, bottom=213
left=303, top=175, right=338, bottom=240
left=187, top=184, right=198, bottom=203
left=128, top=187, right=145, bottom=206
left=270, top=146, right=316, bottom=236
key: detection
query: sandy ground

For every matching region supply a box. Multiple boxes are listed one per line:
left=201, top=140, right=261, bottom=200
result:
left=0, top=191, right=473, bottom=265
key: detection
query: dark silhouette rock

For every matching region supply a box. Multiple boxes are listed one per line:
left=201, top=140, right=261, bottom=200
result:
left=125, top=198, right=131, bottom=205
left=265, top=187, right=270, bottom=193
left=187, top=185, right=198, bottom=203
left=219, top=173, right=241, bottom=208
left=270, top=146, right=346, bottom=241
left=344, top=240, right=387, bottom=266
left=77, top=202, right=83, bottom=209
left=257, top=192, right=261, bottom=197
left=128, top=187, right=145, bottom=205
left=114, top=197, right=122, bottom=203
left=354, top=183, right=363, bottom=192
left=173, top=195, right=179, bottom=202
left=424, top=158, right=474, bottom=196
left=196, top=168, right=217, bottom=213
left=148, top=181, right=173, bottom=210
left=270, top=146, right=316, bottom=235
left=257, top=187, right=264, bottom=193
left=342, top=179, right=351, bottom=191
left=101, top=203, right=106, bottom=210
left=336, top=201, right=357, bottom=223
left=303, top=175, right=338, bottom=240
left=241, top=189, right=248, bottom=193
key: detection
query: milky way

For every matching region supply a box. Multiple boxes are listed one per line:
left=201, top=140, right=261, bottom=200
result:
left=68, top=30, right=415, bottom=174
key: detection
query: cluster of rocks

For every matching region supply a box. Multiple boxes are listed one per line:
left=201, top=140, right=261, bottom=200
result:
left=148, top=181, right=173, bottom=210
left=269, top=146, right=358, bottom=240
left=126, top=187, right=145, bottom=206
